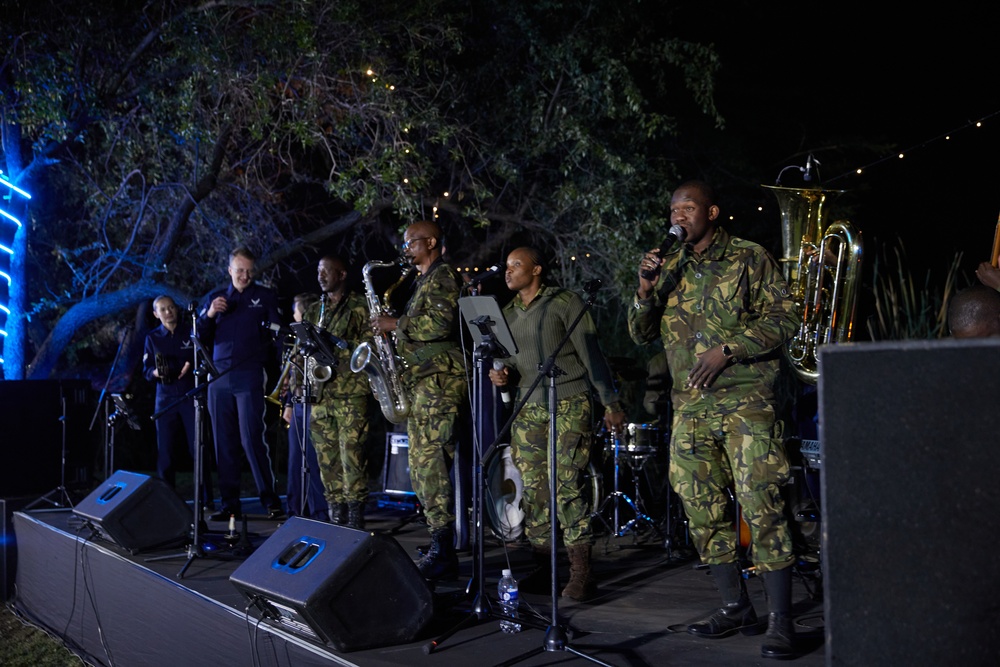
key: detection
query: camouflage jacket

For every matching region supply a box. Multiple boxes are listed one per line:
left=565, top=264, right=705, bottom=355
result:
left=502, top=284, right=622, bottom=411
left=627, top=227, right=800, bottom=413
left=300, top=290, right=372, bottom=400
left=395, top=259, right=466, bottom=381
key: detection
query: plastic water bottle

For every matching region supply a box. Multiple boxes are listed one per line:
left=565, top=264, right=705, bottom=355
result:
left=498, top=568, right=521, bottom=633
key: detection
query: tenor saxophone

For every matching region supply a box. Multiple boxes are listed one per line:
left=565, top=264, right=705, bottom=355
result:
left=350, top=260, right=413, bottom=424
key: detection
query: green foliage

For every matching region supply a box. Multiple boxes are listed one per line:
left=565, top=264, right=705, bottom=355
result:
left=2, top=0, right=725, bottom=376
left=867, top=239, right=963, bottom=341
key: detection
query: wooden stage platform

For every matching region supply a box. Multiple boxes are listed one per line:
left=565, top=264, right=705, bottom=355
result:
left=6, top=488, right=828, bottom=667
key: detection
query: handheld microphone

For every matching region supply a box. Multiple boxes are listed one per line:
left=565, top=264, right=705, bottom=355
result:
left=584, top=279, right=602, bottom=294
left=469, top=264, right=502, bottom=286
left=640, top=224, right=686, bottom=279
left=188, top=300, right=199, bottom=313
left=493, top=360, right=511, bottom=405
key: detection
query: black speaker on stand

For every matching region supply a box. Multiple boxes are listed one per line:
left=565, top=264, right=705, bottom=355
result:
left=229, top=517, right=433, bottom=652
left=72, top=470, right=191, bottom=554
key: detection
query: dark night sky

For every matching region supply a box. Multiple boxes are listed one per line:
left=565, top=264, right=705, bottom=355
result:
left=699, top=4, right=1000, bottom=284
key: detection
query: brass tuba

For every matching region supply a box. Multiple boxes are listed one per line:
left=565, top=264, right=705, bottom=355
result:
left=350, top=259, right=413, bottom=424
left=763, top=185, right=863, bottom=384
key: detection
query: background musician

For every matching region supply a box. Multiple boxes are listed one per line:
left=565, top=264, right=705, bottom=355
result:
left=947, top=283, right=1000, bottom=338
left=374, top=220, right=467, bottom=580
left=281, top=292, right=329, bottom=521
left=142, top=294, right=215, bottom=512
left=303, top=255, right=373, bottom=529
left=628, top=180, right=801, bottom=660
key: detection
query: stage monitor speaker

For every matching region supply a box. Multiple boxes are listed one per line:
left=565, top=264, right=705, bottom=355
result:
left=72, top=470, right=191, bottom=554
left=229, top=517, right=433, bottom=652
left=819, top=338, right=1000, bottom=666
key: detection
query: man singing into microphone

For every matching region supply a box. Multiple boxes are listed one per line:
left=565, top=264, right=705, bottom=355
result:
left=629, top=180, right=801, bottom=659
left=487, top=246, right=625, bottom=601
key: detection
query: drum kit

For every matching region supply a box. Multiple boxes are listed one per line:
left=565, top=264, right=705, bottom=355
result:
left=589, top=423, right=689, bottom=552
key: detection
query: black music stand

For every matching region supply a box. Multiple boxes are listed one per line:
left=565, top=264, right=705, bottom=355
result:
left=291, top=321, right=344, bottom=368
left=424, top=295, right=540, bottom=653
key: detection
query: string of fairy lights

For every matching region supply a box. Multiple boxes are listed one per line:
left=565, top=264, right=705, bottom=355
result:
left=721, top=109, right=1000, bottom=234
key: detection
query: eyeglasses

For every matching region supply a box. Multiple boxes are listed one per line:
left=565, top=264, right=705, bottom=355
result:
left=401, top=237, right=431, bottom=250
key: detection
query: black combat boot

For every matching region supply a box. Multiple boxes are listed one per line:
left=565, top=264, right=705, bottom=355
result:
left=328, top=502, right=348, bottom=525
left=416, top=525, right=459, bottom=580
left=760, top=568, right=796, bottom=659
left=688, top=562, right=761, bottom=638
left=346, top=500, right=365, bottom=530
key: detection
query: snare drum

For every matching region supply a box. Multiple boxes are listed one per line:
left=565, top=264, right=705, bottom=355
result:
left=484, top=445, right=525, bottom=542
left=605, top=423, right=666, bottom=456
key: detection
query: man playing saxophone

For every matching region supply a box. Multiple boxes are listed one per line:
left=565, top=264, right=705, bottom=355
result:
left=303, top=254, right=374, bottom=529
left=374, top=220, right=468, bottom=580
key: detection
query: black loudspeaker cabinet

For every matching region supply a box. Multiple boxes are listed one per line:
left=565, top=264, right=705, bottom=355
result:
left=230, top=517, right=433, bottom=652
left=72, top=470, right=191, bottom=554
left=819, top=338, right=1000, bottom=666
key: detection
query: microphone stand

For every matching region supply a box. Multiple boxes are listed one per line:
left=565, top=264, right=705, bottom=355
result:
left=424, top=294, right=549, bottom=655
left=146, top=306, right=233, bottom=578
left=293, top=347, right=319, bottom=520
left=490, top=283, right=617, bottom=667
left=87, top=323, right=133, bottom=480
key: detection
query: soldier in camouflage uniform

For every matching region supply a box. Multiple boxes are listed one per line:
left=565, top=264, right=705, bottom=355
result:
left=488, top=247, right=626, bottom=602
left=303, top=255, right=374, bottom=530
left=375, top=220, right=468, bottom=580
left=628, top=181, right=801, bottom=660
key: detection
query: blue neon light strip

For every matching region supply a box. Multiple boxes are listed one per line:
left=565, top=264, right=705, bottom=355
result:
left=0, top=245, right=12, bottom=255
left=0, top=177, right=31, bottom=200
left=0, top=271, right=10, bottom=285
left=0, top=304, right=9, bottom=315
left=0, top=209, right=21, bottom=227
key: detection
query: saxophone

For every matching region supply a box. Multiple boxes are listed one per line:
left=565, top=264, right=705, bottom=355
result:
left=350, top=259, right=413, bottom=424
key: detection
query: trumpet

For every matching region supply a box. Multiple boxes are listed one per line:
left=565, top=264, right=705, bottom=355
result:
left=266, top=344, right=299, bottom=406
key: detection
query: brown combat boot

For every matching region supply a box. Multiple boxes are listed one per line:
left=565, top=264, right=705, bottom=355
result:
left=561, top=543, right=598, bottom=601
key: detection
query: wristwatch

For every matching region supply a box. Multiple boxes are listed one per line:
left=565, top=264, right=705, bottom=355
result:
left=722, top=343, right=734, bottom=359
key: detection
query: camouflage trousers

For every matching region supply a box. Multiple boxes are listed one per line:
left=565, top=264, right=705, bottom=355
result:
left=509, top=395, right=594, bottom=548
left=670, top=405, right=794, bottom=573
left=310, top=395, right=370, bottom=505
left=407, top=371, right=467, bottom=531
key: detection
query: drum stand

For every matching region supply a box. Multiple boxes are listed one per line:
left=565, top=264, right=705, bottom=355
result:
left=591, top=434, right=662, bottom=544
